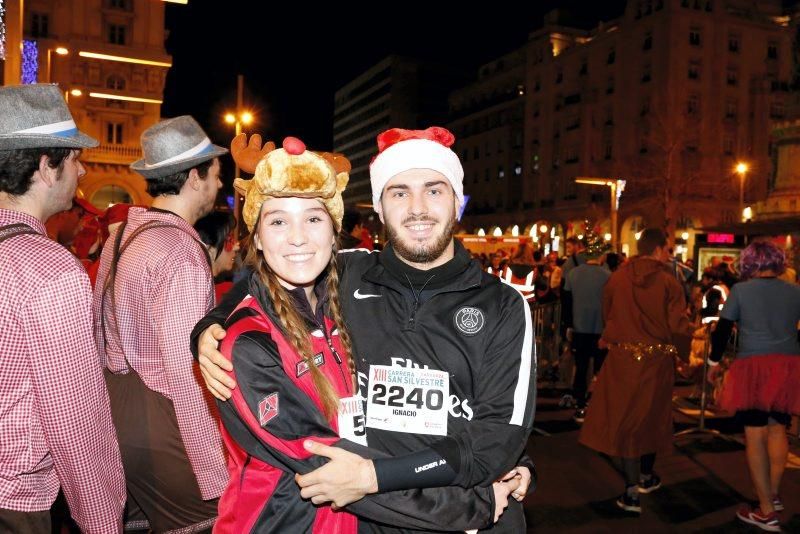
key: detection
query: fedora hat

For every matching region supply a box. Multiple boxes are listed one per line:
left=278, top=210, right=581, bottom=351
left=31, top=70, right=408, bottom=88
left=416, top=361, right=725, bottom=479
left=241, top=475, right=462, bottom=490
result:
left=130, top=116, right=228, bottom=179
left=0, top=84, right=98, bottom=149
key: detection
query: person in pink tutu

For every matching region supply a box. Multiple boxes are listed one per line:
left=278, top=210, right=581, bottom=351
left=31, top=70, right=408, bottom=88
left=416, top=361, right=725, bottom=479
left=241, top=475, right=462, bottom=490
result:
left=708, top=240, right=800, bottom=532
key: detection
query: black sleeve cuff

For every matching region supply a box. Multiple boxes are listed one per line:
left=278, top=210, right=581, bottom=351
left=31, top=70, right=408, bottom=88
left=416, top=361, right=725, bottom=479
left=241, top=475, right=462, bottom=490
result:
left=373, top=447, right=457, bottom=493
left=190, top=276, right=249, bottom=359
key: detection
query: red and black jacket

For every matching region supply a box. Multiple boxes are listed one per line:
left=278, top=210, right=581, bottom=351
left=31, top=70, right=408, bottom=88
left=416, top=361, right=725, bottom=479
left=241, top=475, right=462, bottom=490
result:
left=215, top=277, right=495, bottom=534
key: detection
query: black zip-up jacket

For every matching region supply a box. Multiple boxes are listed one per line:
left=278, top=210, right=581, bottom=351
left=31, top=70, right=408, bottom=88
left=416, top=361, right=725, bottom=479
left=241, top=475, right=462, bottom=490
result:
left=192, top=242, right=537, bottom=533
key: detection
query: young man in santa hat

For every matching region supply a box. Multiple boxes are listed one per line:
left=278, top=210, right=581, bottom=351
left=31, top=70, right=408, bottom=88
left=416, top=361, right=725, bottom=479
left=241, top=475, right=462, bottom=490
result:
left=192, top=127, right=536, bottom=533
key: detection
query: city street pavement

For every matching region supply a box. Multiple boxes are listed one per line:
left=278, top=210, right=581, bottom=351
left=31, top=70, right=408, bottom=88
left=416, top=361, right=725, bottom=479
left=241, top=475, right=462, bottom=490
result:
left=523, top=386, right=800, bottom=533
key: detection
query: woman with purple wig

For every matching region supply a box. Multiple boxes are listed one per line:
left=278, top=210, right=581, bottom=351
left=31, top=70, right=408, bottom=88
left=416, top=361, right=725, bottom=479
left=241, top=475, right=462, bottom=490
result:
left=709, top=240, right=800, bottom=532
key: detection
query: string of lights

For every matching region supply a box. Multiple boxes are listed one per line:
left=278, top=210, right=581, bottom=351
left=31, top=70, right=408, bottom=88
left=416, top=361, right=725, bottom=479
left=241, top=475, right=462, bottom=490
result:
left=21, top=39, right=38, bottom=83
left=0, top=0, right=6, bottom=61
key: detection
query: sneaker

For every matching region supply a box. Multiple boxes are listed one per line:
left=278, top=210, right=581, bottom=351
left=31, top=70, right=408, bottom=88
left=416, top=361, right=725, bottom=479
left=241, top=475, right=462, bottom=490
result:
left=772, top=495, right=784, bottom=513
left=638, top=474, right=662, bottom=494
left=573, top=407, right=586, bottom=423
left=616, top=493, right=641, bottom=514
left=736, top=505, right=781, bottom=532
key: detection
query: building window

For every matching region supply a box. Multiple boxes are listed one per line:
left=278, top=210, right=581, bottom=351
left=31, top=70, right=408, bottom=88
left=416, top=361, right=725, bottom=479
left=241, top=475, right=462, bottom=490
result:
left=565, top=145, right=579, bottom=164
left=108, top=24, right=127, bottom=45
left=485, top=141, right=491, bottom=156
left=106, top=75, right=126, bottom=91
left=688, top=60, right=700, bottom=80
left=579, top=58, right=588, bottom=76
left=534, top=78, right=541, bottom=92
left=604, top=138, right=613, bottom=160
left=606, top=76, right=615, bottom=94
left=723, top=137, right=734, bottom=155
left=689, top=28, right=701, bottom=47
left=643, top=31, right=653, bottom=51
left=498, top=166, right=505, bottom=179
left=533, top=103, right=540, bottom=118
left=725, top=99, right=737, bottom=119
left=513, top=130, right=523, bottom=148
left=473, top=147, right=479, bottom=160
left=640, top=97, right=651, bottom=116
left=108, top=0, right=132, bottom=9
left=514, top=163, right=522, bottom=176
left=605, top=105, right=614, bottom=125
left=726, top=67, right=738, bottom=86
left=607, top=48, right=616, bottom=64
left=767, top=41, right=778, bottom=60
left=687, top=94, right=700, bottom=115
left=728, top=33, right=740, bottom=53
left=31, top=13, right=49, bottom=38
left=555, top=69, right=563, bottom=84
left=497, top=139, right=504, bottom=154
left=484, top=169, right=490, bottom=182
left=641, top=64, right=651, bottom=83
left=106, top=123, right=124, bottom=145
left=566, top=115, right=580, bottom=131
left=461, top=149, right=468, bottom=162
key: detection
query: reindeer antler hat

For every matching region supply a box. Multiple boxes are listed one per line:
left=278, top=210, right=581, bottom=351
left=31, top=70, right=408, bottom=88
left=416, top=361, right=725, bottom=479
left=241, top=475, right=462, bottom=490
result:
left=231, top=134, right=350, bottom=232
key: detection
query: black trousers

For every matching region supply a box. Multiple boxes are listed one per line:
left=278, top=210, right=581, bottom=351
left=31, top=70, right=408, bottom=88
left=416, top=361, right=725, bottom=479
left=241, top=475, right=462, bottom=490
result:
left=571, top=332, right=607, bottom=408
left=0, top=508, right=49, bottom=534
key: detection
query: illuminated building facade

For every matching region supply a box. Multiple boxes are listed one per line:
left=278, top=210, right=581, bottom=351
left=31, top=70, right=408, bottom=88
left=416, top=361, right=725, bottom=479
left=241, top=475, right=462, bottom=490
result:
left=3, top=0, right=173, bottom=207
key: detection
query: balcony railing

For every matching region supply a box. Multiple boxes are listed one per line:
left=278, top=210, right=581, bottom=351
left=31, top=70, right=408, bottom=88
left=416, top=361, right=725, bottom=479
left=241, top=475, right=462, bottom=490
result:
left=83, top=143, right=142, bottom=165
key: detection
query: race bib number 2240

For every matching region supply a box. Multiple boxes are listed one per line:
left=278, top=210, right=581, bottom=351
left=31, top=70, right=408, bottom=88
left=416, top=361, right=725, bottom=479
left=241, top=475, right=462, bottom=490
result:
left=366, top=365, right=449, bottom=436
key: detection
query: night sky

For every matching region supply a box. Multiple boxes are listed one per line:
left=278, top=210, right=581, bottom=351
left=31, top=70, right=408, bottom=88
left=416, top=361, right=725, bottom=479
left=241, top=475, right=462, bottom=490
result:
left=161, top=1, right=625, bottom=155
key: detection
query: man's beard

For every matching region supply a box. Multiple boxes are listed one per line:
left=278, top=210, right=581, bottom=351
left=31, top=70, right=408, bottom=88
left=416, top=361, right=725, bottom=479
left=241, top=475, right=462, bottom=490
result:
left=386, top=214, right=456, bottom=265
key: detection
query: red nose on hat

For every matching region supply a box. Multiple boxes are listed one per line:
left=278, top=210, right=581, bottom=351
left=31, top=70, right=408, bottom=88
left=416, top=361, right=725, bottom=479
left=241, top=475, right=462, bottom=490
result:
left=283, top=137, right=306, bottom=155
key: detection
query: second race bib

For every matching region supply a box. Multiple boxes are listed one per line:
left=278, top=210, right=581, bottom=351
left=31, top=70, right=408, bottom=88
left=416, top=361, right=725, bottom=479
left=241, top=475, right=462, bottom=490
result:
left=337, top=395, right=367, bottom=446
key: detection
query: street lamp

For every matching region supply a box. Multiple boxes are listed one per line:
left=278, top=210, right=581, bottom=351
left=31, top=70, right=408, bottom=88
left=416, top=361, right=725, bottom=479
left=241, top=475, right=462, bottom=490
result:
left=223, top=110, right=255, bottom=179
left=46, top=46, right=69, bottom=83
left=64, top=88, right=82, bottom=104
left=575, top=177, right=626, bottom=252
left=735, top=162, right=748, bottom=221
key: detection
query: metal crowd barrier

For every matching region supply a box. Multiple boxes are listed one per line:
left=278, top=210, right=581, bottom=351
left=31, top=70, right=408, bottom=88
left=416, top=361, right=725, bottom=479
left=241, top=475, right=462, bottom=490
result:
left=530, top=300, right=561, bottom=379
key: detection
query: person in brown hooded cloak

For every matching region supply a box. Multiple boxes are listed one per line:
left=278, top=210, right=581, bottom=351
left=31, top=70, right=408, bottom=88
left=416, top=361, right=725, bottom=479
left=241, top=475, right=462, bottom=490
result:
left=579, top=228, right=694, bottom=514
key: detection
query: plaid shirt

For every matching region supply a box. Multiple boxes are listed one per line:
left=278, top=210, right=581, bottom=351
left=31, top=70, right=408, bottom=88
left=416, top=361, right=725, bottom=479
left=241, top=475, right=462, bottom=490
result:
left=93, top=207, right=227, bottom=499
left=0, top=209, right=124, bottom=533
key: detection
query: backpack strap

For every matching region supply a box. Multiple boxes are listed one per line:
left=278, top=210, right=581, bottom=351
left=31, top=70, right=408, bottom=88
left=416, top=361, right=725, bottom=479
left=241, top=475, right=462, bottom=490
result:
left=100, top=220, right=213, bottom=369
left=0, top=223, right=39, bottom=245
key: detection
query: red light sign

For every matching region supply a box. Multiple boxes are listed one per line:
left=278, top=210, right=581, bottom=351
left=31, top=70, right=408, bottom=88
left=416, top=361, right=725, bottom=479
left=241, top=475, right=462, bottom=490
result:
left=707, top=233, right=735, bottom=244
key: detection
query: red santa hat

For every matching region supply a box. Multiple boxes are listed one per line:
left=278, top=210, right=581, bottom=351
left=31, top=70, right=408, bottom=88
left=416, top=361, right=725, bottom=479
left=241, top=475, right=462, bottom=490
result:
left=102, top=203, right=132, bottom=226
left=369, top=127, right=464, bottom=214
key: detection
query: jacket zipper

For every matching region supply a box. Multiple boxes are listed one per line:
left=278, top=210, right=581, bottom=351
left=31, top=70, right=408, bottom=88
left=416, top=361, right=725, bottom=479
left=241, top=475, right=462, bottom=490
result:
left=319, top=321, right=352, bottom=395
left=399, top=282, right=480, bottom=330
left=240, top=454, right=251, bottom=488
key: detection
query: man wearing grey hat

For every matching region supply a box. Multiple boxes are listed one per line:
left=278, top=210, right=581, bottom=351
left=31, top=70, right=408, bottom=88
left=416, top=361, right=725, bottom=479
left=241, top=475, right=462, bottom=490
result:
left=92, top=116, right=228, bottom=532
left=0, top=84, right=125, bottom=533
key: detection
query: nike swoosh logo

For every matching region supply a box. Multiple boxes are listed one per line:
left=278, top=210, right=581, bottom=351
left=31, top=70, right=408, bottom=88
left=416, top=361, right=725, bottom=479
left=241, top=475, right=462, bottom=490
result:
left=354, top=289, right=381, bottom=300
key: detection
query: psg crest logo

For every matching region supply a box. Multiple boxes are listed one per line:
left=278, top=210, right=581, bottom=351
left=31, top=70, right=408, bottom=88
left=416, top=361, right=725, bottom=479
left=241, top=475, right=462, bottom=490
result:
left=454, top=307, right=485, bottom=336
